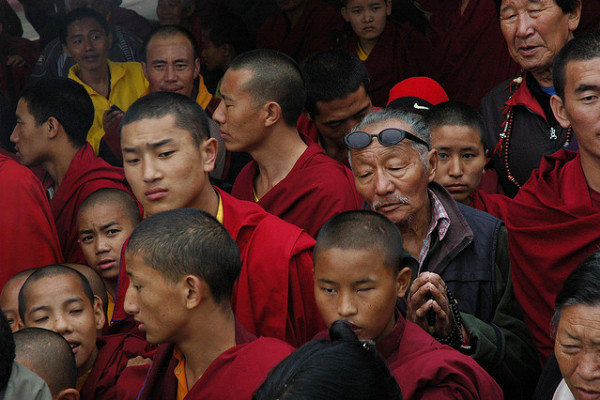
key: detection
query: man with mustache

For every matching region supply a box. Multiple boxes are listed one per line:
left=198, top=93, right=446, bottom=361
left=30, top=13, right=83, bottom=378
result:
left=346, top=107, right=539, bottom=399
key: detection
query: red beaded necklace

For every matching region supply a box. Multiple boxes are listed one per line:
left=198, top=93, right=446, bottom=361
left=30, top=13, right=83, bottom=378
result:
left=493, top=71, right=573, bottom=189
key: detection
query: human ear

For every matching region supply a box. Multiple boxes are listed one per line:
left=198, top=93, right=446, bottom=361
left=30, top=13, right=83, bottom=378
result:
left=201, top=137, right=218, bottom=174
left=341, top=7, right=350, bottom=22
left=264, top=101, right=281, bottom=127
left=92, top=295, right=106, bottom=330
left=427, top=148, right=438, bottom=183
left=567, top=0, right=582, bottom=32
left=183, top=275, right=204, bottom=309
left=57, top=388, right=80, bottom=400
left=47, top=117, right=60, bottom=139
left=396, top=267, right=412, bottom=298
left=550, top=94, right=571, bottom=129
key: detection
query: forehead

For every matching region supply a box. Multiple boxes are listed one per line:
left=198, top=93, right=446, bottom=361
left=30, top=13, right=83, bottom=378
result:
left=315, top=247, right=391, bottom=278
left=501, top=0, right=558, bottom=11
left=121, top=114, right=195, bottom=146
left=67, top=17, right=106, bottom=36
left=315, top=85, right=370, bottom=120
left=564, top=57, right=600, bottom=88
left=16, top=99, right=33, bottom=118
left=558, top=303, right=600, bottom=334
left=345, top=0, right=387, bottom=7
left=24, top=274, right=88, bottom=305
left=222, top=68, right=254, bottom=93
left=431, top=125, right=484, bottom=147
left=78, top=201, right=129, bottom=223
left=147, top=35, right=194, bottom=60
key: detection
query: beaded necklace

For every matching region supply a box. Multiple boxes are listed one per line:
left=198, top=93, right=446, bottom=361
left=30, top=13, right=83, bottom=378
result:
left=493, top=71, right=573, bottom=189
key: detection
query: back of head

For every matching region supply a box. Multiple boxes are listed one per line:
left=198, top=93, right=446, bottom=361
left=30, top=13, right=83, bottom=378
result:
left=120, top=91, right=210, bottom=147
left=64, top=263, right=108, bottom=316
left=424, top=101, right=485, bottom=145
left=19, top=265, right=95, bottom=322
left=315, top=210, right=404, bottom=273
left=253, top=320, right=403, bottom=400
left=14, top=327, right=77, bottom=397
left=126, top=208, right=241, bottom=306
left=20, top=78, right=94, bottom=148
left=203, top=13, right=253, bottom=55
left=60, top=7, right=110, bottom=45
left=0, top=310, right=15, bottom=390
left=144, top=24, right=199, bottom=61
left=552, top=250, right=600, bottom=331
left=229, top=49, right=306, bottom=127
left=301, top=48, right=370, bottom=118
left=553, top=29, right=600, bottom=99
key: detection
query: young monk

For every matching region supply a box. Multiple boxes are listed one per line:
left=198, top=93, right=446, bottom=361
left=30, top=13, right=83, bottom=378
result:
left=19, top=265, right=151, bottom=399
left=14, top=327, right=79, bottom=400
left=313, top=210, right=503, bottom=399
left=77, top=188, right=141, bottom=317
left=340, top=0, right=434, bottom=107
left=124, top=208, right=295, bottom=399
left=0, top=269, right=34, bottom=332
left=425, top=101, right=509, bottom=219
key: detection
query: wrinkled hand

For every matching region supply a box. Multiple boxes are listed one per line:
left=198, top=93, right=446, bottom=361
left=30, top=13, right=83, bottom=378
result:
left=406, top=272, right=453, bottom=338
left=6, top=55, right=25, bottom=67
left=103, top=108, right=123, bottom=131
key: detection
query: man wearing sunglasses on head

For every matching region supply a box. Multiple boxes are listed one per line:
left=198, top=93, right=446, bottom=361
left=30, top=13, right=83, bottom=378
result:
left=346, top=108, right=539, bottom=399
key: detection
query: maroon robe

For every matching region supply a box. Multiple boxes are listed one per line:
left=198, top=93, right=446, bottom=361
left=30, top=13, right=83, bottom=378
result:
left=137, top=321, right=294, bottom=400
left=421, top=0, right=520, bottom=109
left=0, top=154, right=62, bottom=289
left=79, top=332, right=154, bottom=400
left=231, top=142, right=362, bottom=237
left=113, top=188, right=324, bottom=347
left=506, top=150, right=600, bottom=363
left=256, top=0, right=343, bottom=63
left=50, top=143, right=130, bottom=263
left=342, top=21, right=436, bottom=107
left=469, top=188, right=510, bottom=222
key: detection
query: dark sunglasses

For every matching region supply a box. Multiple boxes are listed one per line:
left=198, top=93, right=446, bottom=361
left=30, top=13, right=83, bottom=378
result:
left=344, top=128, right=430, bottom=150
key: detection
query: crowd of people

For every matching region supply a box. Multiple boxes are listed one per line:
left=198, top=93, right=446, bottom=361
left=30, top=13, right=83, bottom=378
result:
left=2, top=0, right=600, bottom=399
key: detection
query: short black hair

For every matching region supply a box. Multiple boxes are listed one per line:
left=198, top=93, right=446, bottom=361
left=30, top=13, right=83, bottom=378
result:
left=203, top=13, right=252, bottom=55
left=254, top=320, right=403, bottom=400
left=424, top=101, right=485, bottom=148
left=0, top=310, right=15, bottom=390
left=494, top=0, right=579, bottom=19
left=60, top=7, right=110, bottom=46
left=229, top=49, right=306, bottom=127
left=301, top=48, right=370, bottom=118
left=315, top=210, right=404, bottom=273
left=144, top=24, right=199, bottom=62
left=553, top=29, right=600, bottom=100
left=125, top=208, right=241, bottom=306
left=19, top=265, right=95, bottom=323
left=19, top=78, right=94, bottom=148
left=14, top=327, right=77, bottom=397
left=120, top=91, right=210, bottom=147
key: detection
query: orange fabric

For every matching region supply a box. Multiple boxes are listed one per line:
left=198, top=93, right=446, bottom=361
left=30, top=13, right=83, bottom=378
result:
left=173, top=348, right=188, bottom=400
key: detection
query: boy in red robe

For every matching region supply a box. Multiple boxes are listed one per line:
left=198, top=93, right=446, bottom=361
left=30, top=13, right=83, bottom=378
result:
left=19, top=264, right=152, bottom=400
left=507, top=30, right=600, bottom=363
left=313, top=210, right=503, bottom=399
left=125, top=208, right=295, bottom=400
left=214, top=49, right=362, bottom=237
left=114, top=91, right=323, bottom=347
left=10, top=78, right=131, bottom=264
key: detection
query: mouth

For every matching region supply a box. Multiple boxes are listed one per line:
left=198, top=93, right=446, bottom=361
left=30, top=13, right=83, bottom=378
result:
left=144, top=187, right=168, bottom=201
left=517, top=45, right=539, bottom=55
left=575, top=387, right=600, bottom=400
left=68, top=340, right=81, bottom=354
left=444, top=184, right=468, bottom=193
left=97, top=259, right=117, bottom=271
left=160, top=85, right=184, bottom=93
left=82, top=54, right=99, bottom=63
left=344, top=321, right=362, bottom=334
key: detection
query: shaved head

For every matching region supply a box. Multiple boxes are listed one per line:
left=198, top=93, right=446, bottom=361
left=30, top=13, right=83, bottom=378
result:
left=14, top=327, right=77, bottom=397
left=78, top=188, right=140, bottom=228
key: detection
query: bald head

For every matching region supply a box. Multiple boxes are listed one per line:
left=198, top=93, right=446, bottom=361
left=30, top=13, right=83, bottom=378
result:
left=78, top=188, right=140, bottom=228
left=14, top=327, right=77, bottom=398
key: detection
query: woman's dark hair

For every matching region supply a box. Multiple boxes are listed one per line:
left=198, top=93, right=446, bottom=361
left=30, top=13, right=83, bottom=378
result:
left=551, top=250, right=600, bottom=336
left=253, top=320, right=403, bottom=400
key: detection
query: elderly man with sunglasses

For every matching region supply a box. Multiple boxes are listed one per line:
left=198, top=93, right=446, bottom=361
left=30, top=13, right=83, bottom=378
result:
left=346, top=108, right=539, bottom=399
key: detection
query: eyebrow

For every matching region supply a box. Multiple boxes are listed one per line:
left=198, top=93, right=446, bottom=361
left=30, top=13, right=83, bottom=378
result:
left=123, top=138, right=174, bottom=153
left=79, top=221, right=119, bottom=235
left=324, top=105, right=370, bottom=126
left=435, top=145, right=481, bottom=152
left=29, top=297, right=84, bottom=314
left=575, top=84, right=600, bottom=94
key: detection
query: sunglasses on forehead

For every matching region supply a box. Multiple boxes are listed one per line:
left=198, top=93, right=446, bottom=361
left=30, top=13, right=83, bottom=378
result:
left=344, top=128, right=430, bottom=150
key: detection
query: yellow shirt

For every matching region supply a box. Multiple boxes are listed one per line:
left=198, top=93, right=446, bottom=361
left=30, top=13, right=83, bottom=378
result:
left=68, top=60, right=149, bottom=154
left=356, top=42, right=368, bottom=61
left=107, top=291, right=115, bottom=324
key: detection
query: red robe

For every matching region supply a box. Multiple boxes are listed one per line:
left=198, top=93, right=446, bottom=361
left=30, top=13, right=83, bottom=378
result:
left=420, top=0, right=520, bottom=110
left=231, top=142, right=362, bottom=237
left=469, top=188, right=510, bottom=222
left=113, top=187, right=324, bottom=347
left=506, top=150, right=600, bottom=363
left=256, top=0, right=343, bottom=63
left=79, top=332, right=154, bottom=400
left=342, top=21, right=435, bottom=108
left=137, top=321, right=294, bottom=400
left=0, top=154, right=63, bottom=288
left=50, top=143, right=130, bottom=263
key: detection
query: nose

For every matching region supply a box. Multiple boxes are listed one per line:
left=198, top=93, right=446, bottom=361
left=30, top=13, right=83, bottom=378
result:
left=448, top=155, right=463, bottom=178
left=337, top=292, right=357, bottom=318
left=576, top=350, right=600, bottom=381
left=123, top=284, right=139, bottom=316
left=213, top=100, right=225, bottom=124
left=142, top=158, right=161, bottom=183
left=95, top=236, right=110, bottom=254
left=515, top=12, right=535, bottom=38
left=10, top=125, right=18, bottom=143
left=364, top=9, right=374, bottom=22
left=164, top=64, right=176, bottom=81
left=53, top=313, right=74, bottom=335
left=373, top=170, right=394, bottom=196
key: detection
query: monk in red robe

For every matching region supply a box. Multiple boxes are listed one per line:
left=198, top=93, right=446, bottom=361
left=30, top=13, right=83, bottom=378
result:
left=256, top=0, right=343, bottom=63
left=125, top=208, right=294, bottom=400
left=19, top=264, right=152, bottom=400
left=114, top=91, right=324, bottom=347
left=214, top=50, right=361, bottom=237
left=10, top=78, right=131, bottom=264
left=0, top=154, right=62, bottom=288
left=507, top=31, right=600, bottom=363
left=313, top=211, right=503, bottom=399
